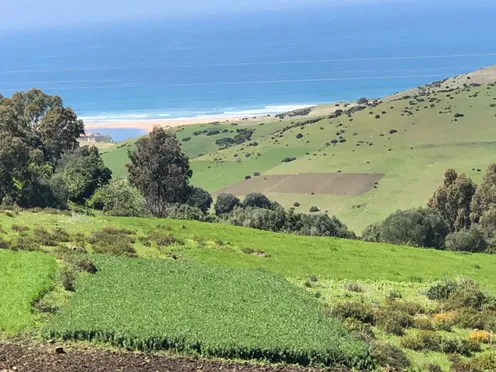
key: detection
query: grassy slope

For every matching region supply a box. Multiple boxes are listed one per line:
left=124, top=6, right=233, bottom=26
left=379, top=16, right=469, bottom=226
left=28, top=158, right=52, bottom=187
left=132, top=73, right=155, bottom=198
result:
left=45, top=255, right=369, bottom=367
left=0, top=250, right=57, bottom=333
left=190, top=84, right=496, bottom=232
left=100, top=77, right=496, bottom=233
left=2, top=211, right=496, bottom=292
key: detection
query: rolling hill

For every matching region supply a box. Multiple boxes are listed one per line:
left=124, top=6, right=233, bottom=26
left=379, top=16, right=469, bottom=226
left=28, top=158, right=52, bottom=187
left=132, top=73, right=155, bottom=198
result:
left=101, top=66, right=496, bottom=232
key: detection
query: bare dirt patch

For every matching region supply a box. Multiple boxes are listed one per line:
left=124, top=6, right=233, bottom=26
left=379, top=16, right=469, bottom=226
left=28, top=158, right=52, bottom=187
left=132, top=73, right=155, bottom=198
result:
left=215, top=173, right=384, bottom=196
left=0, top=342, right=346, bottom=372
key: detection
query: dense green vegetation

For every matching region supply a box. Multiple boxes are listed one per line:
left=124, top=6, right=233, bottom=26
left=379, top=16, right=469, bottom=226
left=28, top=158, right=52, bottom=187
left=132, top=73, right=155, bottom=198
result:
left=0, top=250, right=57, bottom=333
left=45, top=255, right=371, bottom=368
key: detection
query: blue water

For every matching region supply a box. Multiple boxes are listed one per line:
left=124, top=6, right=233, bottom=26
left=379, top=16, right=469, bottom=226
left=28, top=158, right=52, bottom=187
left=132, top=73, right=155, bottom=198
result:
left=1, top=0, right=496, bottom=140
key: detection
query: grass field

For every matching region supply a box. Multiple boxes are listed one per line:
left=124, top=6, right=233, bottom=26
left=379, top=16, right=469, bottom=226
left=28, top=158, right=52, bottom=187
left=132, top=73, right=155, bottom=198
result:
left=2, top=211, right=496, bottom=291
left=45, top=255, right=371, bottom=368
left=0, top=250, right=57, bottom=334
left=101, top=74, right=496, bottom=232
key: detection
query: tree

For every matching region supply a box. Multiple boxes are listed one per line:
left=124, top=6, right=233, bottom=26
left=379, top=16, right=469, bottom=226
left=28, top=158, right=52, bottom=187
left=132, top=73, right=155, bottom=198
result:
left=90, top=179, right=146, bottom=217
left=127, top=127, right=192, bottom=217
left=369, top=208, right=449, bottom=249
left=471, top=163, right=496, bottom=223
left=445, top=226, right=487, bottom=253
left=186, top=186, right=213, bottom=213
left=55, top=146, right=111, bottom=203
left=428, top=169, right=476, bottom=231
left=214, top=193, right=241, bottom=215
left=357, top=97, right=368, bottom=105
left=243, top=193, right=271, bottom=209
left=0, top=89, right=86, bottom=207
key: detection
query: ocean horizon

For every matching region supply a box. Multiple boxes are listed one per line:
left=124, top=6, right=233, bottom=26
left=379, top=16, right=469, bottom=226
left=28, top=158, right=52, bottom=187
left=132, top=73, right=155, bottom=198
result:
left=1, top=0, right=496, bottom=140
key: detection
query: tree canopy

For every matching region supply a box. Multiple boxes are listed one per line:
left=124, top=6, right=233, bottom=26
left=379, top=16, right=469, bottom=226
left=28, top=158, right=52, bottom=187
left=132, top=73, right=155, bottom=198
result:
left=127, top=127, right=192, bottom=217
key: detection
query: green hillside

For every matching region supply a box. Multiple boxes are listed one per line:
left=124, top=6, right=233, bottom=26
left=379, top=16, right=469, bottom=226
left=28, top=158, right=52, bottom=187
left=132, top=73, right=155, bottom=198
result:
left=101, top=69, right=496, bottom=232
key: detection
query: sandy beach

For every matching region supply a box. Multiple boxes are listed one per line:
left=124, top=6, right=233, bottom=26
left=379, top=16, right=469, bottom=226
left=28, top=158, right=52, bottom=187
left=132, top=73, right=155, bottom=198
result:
left=84, top=117, right=243, bottom=132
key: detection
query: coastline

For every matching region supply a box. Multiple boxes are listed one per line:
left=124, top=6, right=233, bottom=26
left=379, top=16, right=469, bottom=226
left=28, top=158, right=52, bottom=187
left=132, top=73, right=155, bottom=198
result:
left=84, top=117, right=240, bottom=132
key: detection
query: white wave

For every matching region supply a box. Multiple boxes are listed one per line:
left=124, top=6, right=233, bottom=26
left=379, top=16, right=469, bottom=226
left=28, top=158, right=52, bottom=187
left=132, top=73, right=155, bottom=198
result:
left=80, top=112, right=170, bottom=123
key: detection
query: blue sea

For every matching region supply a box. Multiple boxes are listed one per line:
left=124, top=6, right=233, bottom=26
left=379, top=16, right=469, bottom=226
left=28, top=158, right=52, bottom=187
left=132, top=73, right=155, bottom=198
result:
left=1, top=0, right=496, bottom=141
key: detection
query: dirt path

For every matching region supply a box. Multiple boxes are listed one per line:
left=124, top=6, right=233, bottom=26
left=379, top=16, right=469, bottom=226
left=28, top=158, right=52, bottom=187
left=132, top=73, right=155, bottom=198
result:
left=0, top=342, right=348, bottom=372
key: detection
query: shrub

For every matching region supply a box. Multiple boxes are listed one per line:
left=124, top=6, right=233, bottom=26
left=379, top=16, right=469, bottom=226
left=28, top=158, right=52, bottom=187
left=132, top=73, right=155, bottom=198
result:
left=343, top=318, right=375, bottom=343
left=372, top=208, right=449, bottom=249
left=293, top=213, right=356, bottom=239
left=11, top=225, right=30, bottom=233
left=168, top=204, right=205, bottom=221
left=468, top=330, right=491, bottom=344
left=10, top=237, right=40, bottom=251
left=427, top=279, right=459, bottom=300
left=296, top=133, right=303, bottom=139
left=357, top=97, right=368, bottom=104
left=330, top=301, right=375, bottom=323
left=243, top=193, right=272, bottom=209
left=0, top=236, right=9, bottom=249
left=445, top=226, right=488, bottom=253
left=186, top=187, right=212, bottom=214
left=343, top=282, right=363, bottom=293
left=59, top=266, right=77, bottom=292
left=375, top=310, right=413, bottom=336
left=214, top=193, right=241, bottom=215
left=309, top=206, right=320, bottom=213
left=281, top=157, right=296, bottom=163
left=361, top=222, right=382, bottom=242
left=253, top=172, right=260, bottom=177
left=414, top=317, right=434, bottom=330
left=90, top=179, right=147, bottom=217
left=370, top=342, right=410, bottom=371
left=293, top=202, right=300, bottom=207
left=228, top=207, right=287, bottom=233
left=89, top=229, right=137, bottom=257
left=401, top=331, right=480, bottom=355
left=445, top=280, right=489, bottom=310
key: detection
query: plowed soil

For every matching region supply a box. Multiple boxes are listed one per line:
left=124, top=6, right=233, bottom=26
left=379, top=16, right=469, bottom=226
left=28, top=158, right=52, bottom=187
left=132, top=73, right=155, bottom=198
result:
left=215, top=173, right=384, bottom=196
left=0, top=342, right=349, bottom=372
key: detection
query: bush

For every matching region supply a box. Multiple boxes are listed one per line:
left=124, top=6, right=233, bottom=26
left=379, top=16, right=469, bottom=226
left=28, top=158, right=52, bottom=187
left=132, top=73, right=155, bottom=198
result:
left=281, top=157, right=296, bottom=163
left=296, top=133, right=303, bottom=139
left=10, top=237, right=40, bottom=251
left=445, top=280, right=489, bottom=311
left=214, top=193, right=241, bottom=215
left=445, top=226, right=488, bottom=253
left=370, top=208, right=449, bottom=249
left=89, top=229, right=137, bottom=257
left=293, top=202, right=300, bottom=207
left=361, top=223, right=382, bottom=242
left=343, top=318, right=375, bottom=343
left=89, top=179, right=147, bottom=217
left=343, top=282, right=363, bottom=293
left=427, top=279, right=459, bottom=300
left=401, top=331, right=480, bottom=355
left=357, top=97, right=368, bottom=104
left=370, top=342, right=410, bottom=371
left=228, top=207, right=287, bottom=233
left=330, top=301, right=375, bottom=324
left=59, top=266, right=77, bottom=291
left=11, top=224, right=30, bottom=233
left=309, top=206, right=320, bottom=213
left=0, top=236, right=9, bottom=249
left=293, top=213, right=356, bottom=239
left=375, top=310, right=413, bottom=336
left=243, top=193, right=272, bottom=209
left=168, top=204, right=205, bottom=221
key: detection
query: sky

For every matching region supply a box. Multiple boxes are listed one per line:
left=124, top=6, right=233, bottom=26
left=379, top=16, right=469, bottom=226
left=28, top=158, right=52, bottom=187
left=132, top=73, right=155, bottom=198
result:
left=1, top=0, right=406, bottom=30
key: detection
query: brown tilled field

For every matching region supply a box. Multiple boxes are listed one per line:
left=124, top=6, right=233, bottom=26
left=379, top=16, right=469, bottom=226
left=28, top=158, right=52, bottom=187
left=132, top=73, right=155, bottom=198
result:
left=215, top=173, right=384, bottom=196
left=0, top=342, right=348, bottom=372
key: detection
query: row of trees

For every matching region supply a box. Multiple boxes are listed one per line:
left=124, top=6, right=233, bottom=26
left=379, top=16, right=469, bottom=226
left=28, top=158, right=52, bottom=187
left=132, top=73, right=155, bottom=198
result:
left=363, top=166, right=496, bottom=253
left=0, top=89, right=111, bottom=209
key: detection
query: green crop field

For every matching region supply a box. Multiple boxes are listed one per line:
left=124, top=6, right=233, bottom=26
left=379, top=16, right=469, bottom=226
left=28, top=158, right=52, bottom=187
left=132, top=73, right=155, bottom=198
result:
left=44, top=255, right=371, bottom=368
left=101, top=77, right=496, bottom=232
left=0, top=250, right=57, bottom=333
